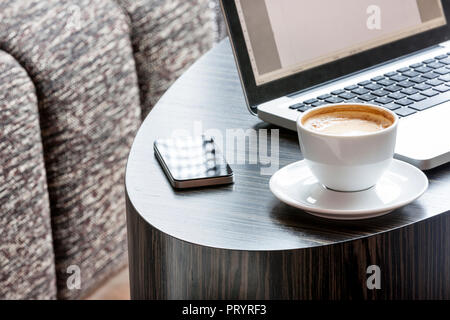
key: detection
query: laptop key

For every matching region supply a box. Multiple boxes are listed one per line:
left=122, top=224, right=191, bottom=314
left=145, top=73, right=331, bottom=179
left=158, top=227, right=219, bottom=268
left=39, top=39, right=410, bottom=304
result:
left=413, top=83, right=431, bottom=91
left=331, top=89, right=345, bottom=95
left=372, top=89, right=390, bottom=97
left=424, top=58, right=436, bottom=64
left=433, top=84, right=450, bottom=93
left=397, top=80, right=415, bottom=88
left=408, top=93, right=427, bottom=102
left=401, top=88, right=418, bottom=95
left=384, top=71, right=397, bottom=77
left=351, top=87, right=369, bottom=95
left=433, top=67, right=450, bottom=75
left=415, top=66, right=433, bottom=73
left=410, top=63, right=423, bottom=68
left=395, top=98, right=414, bottom=106
left=403, top=70, right=420, bottom=78
left=395, top=107, right=416, bottom=117
left=338, top=92, right=357, bottom=100
left=426, top=79, right=444, bottom=86
left=357, top=80, right=372, bottom=86
left=435, top=54, right=448, bottom=60
left=390, top=75, right=407, bottom=82
left=297, top=105, right=312, bottom=112
left=318, top=93, right=332, bottom=100
left=364, top=83, right=382, bottom=91
left=289, top=103, right=305, bottom=109
left=384, top=103, right=401, bottom=110
left=348, top=98, right=368, bottom=104
left=439, top=57, right=450, bottom=65
left=304, top=98, right=318, bottom=104
left=312, top=101, right=326, bottom=107
left=377, top=79, right=395, bottom=86
left=358, top=93, right=376, bottom=101
left=325, top=96, right=344, bottom=103
left=374, top=97, right=393, bottom=105
left=385, top=85, right=402, bottom=92
left=438, top=74, right=450, bottom=82
left=388, top=92, right=406, bottom=100
left=422, top=72, right=439, bottom=79
left=409, top=90, right=450, bottom=111
left=421, top=89, right=439, bottom=97
left=410, top=76, right=427, bottom=83
left=371, top=75, right=384, bottom=82
left=397, top=67, right=410, bottom=73
left=344, top=84, right=358, bottom=91
left=427, top=62, right=444, bottom=69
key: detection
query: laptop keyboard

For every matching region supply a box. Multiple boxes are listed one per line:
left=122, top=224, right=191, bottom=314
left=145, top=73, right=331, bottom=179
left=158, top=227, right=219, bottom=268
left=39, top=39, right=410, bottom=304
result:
left=289, top=52, right=450, bottom=117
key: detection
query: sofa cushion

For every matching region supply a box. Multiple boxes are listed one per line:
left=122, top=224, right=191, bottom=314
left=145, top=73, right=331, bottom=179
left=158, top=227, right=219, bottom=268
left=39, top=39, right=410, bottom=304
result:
left=0, top=0, right=141, bottom=299
left=0, top=51, right=57, bottom=300
left=115, top=0, right=217, bottom=118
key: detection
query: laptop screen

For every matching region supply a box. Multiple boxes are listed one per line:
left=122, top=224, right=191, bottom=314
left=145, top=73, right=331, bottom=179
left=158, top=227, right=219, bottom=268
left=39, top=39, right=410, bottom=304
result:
left=235, top=0, right=447, bottom=86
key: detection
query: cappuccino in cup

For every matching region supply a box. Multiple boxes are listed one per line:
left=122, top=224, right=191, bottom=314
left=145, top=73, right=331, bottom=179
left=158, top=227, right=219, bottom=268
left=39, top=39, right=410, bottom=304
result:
left=297, top=104, right=398, bottom=192
left=302, top=105, right=394, bottom=136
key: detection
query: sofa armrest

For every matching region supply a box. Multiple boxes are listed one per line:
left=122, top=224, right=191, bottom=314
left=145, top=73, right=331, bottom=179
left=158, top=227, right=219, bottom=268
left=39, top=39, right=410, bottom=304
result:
left=0, top=0, right=141, bottom=299
left=0, top=51, right=57, bottom=300
left=115, top=0, right=218, bottom=117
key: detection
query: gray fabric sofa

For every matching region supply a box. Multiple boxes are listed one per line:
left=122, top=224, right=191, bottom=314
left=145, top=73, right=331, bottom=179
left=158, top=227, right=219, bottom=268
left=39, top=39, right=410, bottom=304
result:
left=0, top=0, right=224, bottom=299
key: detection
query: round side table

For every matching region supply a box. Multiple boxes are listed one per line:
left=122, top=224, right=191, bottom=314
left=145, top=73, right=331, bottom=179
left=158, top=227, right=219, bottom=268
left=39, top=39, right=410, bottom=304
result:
left=125, top=40, right=450, bottom=299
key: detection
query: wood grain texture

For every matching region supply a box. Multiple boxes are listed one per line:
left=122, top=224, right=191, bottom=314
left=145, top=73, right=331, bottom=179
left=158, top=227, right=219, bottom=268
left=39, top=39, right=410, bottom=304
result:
left=125, top=40, right=450, bottom=299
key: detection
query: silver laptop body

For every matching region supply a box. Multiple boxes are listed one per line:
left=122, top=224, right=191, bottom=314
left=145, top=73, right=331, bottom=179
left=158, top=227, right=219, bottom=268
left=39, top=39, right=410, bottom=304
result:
left=221, top=0, right=450, bottom=170
left=258, top=42, right=450, bottom=170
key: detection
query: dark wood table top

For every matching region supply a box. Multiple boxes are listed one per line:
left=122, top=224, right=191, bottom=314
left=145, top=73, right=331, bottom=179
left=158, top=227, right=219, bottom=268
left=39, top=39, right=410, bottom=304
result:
left=125, top=39, right=450, bottom=251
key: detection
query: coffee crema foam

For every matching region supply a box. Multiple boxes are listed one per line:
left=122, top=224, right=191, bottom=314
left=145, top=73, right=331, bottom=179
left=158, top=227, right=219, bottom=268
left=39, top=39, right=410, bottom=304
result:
left=303, top=110, right=392, bottom=136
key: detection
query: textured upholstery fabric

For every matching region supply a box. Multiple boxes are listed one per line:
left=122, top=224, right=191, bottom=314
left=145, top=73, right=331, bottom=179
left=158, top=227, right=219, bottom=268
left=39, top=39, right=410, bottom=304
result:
left=211, top=0, right=228, bottom=41
left=0, top=0, right=141, bottom=299
left=0, top=0, right=220, bottom=299
left=0, top=51, right=57, bottom=299
left=115, top=0, right=217, bottom=118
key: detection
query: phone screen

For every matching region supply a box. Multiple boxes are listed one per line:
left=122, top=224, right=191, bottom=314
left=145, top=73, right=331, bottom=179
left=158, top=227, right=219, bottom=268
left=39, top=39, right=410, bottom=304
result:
left=154, top=136, right=233, bottom=186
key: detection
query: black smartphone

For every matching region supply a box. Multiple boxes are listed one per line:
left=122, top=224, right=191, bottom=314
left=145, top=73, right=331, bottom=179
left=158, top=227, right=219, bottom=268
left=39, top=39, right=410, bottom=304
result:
left=154, top=135, right=234, bottom=189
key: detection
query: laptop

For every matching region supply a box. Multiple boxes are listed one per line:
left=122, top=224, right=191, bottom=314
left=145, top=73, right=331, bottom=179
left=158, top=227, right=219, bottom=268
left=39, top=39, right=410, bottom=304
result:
left=220, top=0, right=450, bottom=170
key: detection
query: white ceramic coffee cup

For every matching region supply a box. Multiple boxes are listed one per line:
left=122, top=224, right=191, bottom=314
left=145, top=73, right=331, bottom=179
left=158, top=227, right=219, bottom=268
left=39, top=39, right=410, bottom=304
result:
left=297, top=103, right=398, bottom=192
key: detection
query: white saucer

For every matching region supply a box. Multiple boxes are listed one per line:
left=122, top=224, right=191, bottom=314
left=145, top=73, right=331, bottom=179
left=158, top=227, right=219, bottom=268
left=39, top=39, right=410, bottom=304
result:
left=269, top=159, right=428, bottom=220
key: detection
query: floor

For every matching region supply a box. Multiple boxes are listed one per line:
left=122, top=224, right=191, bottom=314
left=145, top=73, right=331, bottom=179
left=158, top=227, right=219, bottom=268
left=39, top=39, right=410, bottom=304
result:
left=85, top=266, right=130, bottom=300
